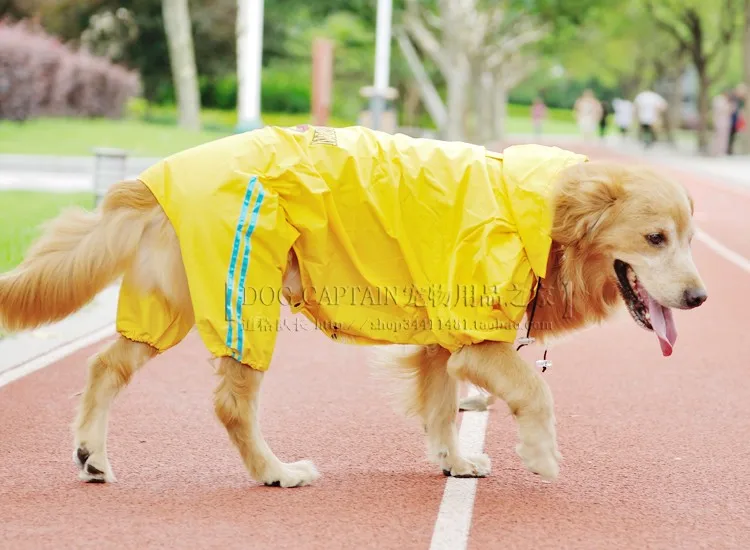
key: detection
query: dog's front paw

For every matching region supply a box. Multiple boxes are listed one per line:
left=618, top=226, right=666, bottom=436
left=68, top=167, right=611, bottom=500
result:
left=515, top=441, right=560, bottom=481
left=74, top=445, right=116, bottom=483
left=262, top=460, right=320, bottom=488
left=442, top=453, right=492, bottom=478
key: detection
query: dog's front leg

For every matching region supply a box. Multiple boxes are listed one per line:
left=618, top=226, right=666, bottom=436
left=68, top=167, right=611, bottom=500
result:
left=416, top=347, right=492, bottom=478
left=447, top=342, right=561, bottom=480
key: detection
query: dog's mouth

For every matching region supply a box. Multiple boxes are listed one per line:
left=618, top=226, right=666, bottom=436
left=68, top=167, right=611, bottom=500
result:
left=614, top=260, right=677, bottom=357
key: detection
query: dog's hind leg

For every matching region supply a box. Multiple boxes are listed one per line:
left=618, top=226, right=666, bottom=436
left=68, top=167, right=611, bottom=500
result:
left=213, top=357, right=320, bottom=487
left=447, top=342, right=561, bottom=481
left=73, top=335, right=158, bottom=482
left=71, top=205, right=193, bottom=482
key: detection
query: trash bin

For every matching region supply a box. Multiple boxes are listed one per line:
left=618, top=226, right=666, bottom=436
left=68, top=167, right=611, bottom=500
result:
left=92, top=148, right=128, bottom=207
left=358, top=86, right=399, bottom=133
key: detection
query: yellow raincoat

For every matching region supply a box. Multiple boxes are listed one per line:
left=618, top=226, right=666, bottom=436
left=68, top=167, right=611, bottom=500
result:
left=116, top=125, right=587, bottom=371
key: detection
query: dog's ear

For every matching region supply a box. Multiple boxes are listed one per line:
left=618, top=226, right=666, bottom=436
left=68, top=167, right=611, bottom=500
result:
left=550, top=162, right=623, bottom=246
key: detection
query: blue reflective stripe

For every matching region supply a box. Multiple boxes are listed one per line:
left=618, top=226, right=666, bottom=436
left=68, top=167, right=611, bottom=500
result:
left=234, top=182, right=265, bottom=358
left=225, top=176, right=258, bottom=353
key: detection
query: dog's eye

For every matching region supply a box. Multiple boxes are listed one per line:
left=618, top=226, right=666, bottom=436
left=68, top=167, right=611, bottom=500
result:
left=645, top=233, right=666, bottom=246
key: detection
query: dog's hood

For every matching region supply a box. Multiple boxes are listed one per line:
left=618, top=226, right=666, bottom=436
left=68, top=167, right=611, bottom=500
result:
left=495, top=144, right=588, bottom=279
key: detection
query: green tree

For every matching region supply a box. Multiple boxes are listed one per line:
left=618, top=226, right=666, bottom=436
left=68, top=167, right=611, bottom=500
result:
left=644, top=0, right=741, bottom=152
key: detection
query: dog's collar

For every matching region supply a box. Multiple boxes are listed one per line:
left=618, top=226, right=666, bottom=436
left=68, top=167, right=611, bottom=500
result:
left=516, top=278, right=552, bottom=372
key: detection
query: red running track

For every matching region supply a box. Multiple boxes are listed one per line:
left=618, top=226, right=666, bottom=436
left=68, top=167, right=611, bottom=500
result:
left=1, top=145, right=749, bottom=549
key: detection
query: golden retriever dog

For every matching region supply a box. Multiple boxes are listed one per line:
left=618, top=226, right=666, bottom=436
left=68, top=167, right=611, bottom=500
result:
left=0, top=129, right=706, bottom=487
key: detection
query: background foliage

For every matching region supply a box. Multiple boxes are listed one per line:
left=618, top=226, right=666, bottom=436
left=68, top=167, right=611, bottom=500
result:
left=0, top=0, right=747, bottom=127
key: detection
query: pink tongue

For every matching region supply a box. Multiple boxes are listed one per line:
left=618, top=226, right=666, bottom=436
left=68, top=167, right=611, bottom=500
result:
left=646, top=295, right=677, bottom=356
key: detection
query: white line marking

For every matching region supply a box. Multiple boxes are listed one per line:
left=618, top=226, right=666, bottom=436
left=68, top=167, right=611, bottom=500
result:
left=429, top=386, right=490, bottom=550
left=0, top=324, right=116, bottom=388
left=695, top=229, right=750, bottom=274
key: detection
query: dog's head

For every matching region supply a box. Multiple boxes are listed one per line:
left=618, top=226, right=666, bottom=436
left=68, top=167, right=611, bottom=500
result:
left=550, top=161, right=706, bottom=356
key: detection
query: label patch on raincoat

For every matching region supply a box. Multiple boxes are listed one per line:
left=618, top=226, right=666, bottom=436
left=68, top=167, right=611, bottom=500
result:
left=310, top=127, right=338, bottom=146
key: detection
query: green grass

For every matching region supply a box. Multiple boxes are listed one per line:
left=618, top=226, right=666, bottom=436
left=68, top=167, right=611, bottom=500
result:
left=506, top=102, right=575, bottom=123
left=492, top=103, right=578, bottom=135
left=0, top=191, right=95, bottom=273
left=126, top=99, right=353, bottom=131
left=502, top=116, right=578, bottom=135
left=0, top=118, right=231, bottom=157
left=0, top=100, right=581, bottom=157
left=0, top=110, right=354, bottom=158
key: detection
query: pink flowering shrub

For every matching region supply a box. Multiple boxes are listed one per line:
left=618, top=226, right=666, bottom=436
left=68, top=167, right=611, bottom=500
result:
left=0, top=19, right=140, bottom=121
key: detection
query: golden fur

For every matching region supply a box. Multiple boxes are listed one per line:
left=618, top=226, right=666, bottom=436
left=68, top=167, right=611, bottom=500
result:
left=0, top=159, right=706, bottom=485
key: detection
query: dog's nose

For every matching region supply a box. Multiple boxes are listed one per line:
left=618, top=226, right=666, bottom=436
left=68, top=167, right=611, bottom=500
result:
left=683, top=288, right=707, bottom=309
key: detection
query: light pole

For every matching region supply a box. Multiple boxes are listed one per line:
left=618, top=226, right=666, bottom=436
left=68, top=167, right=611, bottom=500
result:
left=236, top=0, right=264, bottom=132
left=370, top=0, right=393, bottom=131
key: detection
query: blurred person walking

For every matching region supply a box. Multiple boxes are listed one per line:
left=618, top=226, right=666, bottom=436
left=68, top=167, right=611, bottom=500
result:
left=634, top=89, right=667, bottom=148
left=598, top=99, right=611, bottom=139
left=574, top=89, right=602, bottom=142
left=727, top=84, right=747, bottom=155
left=531, top=96, right=547, bottom=139
left=612, top=97, right=634, bottom=139
left=712, top=89, right=733, bottom=156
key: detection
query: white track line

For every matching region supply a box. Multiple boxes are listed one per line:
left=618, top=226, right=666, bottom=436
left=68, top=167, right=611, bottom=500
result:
left=695, top=229, right=750, bottom=274
left=429, top=386, right=489, bottom=550
left=0, top=324, right=116, bottom=388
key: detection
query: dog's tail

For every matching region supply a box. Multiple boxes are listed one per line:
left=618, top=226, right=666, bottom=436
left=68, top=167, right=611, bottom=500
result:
left=369, top=344, right=497, bottom=416
left=369, top=344, right=453, bottom=418
left=0, top=180, right=157, bottom=332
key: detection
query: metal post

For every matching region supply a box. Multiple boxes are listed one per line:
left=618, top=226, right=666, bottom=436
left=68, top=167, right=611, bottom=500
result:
left=236, top=0, right=264, bottom=132
left=92, top=148, right=128, bottom=207
left=370, top=0, right=393, bottom=131
left=312, top=38, right=335, bottom=126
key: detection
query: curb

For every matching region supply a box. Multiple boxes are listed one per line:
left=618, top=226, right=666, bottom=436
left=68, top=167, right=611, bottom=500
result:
left=0, top=324, right=116, bottom=388
left=0, top=285, right=120, bottom=387
left=0, top=154, right=161, bottom=175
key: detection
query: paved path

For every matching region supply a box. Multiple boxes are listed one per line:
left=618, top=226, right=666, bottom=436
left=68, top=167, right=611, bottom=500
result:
left=504, top=133, right=750, bottom=192
left=0, top=285, right=118, bottom=387
left=1, top=142, right=749, bottom=549
left=0, top=154, right=159, bottom=192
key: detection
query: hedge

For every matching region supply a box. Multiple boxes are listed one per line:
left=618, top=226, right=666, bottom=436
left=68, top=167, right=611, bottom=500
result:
left=150, top=65, right=313, bottom=113
left=0, top=19, right=140, bottom=122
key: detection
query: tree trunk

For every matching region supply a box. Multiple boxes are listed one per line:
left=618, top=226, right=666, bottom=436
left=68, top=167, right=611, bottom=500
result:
left=493, top=79, right=508, bottom=142
left=742, top=0, right=750, bottom=154
left=485, top=72, right=496, bottom=141
left=662, top=69, right=683, bottom=146
left=666, top=76, right=683, bottom=144
left=473, top=71, right=494, bottom=145
left=403, top=81, right=421, bottom=128
left=395, top=29, right=447, bottom=132
left=439, top=0, right=469, bottom=142
left=467, top=61, right=491, bottom=144
left=162, top=0, right=201, bottom=131
left=443, top=55, right=470, bottom=141
left=696, top=65, right=710, bottom=154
